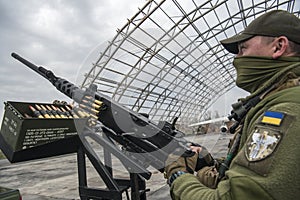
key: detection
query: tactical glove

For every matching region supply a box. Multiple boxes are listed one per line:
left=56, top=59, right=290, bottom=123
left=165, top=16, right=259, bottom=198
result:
left=197, top=166, right=219, bottom=189
left=195, top=145, right=215, bottom=170
left=164, top=151, right=198, bottom=180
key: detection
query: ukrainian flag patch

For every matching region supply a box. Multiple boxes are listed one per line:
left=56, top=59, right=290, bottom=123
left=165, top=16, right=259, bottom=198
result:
left=261, top=111, right=284, bottom=126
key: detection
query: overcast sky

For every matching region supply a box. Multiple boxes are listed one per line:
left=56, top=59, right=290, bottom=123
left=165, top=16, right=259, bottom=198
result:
left=0, top=0, right=248, bottom=124
left=0, top=0, right=150, bottom=120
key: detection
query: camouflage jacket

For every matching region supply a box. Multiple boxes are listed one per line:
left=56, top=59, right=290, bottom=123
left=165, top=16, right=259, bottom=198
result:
left=170, top=66, right=300, bottom=200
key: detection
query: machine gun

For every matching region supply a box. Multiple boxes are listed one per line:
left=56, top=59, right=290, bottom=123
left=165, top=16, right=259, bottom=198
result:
left=11, top=53, right=211, bottom=199
left=10, top=52, right=203, bottom=170
left=9, top=53, right=212, bottom=199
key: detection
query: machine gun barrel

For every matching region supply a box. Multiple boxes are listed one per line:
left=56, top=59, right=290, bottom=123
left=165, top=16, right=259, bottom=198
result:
left=11, top=53, right=47, bottom=79
left=11, top=52, right=84, bottom=101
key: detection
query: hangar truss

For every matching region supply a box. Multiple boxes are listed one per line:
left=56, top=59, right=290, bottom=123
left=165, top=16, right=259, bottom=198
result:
left=80, top=0, right=299, bottom=132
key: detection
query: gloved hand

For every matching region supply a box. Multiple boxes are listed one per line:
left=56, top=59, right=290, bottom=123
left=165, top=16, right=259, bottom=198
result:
left=164, top=151, right=198, bottom=180
left=197, top=166, right=219, bottom=189
left=195, top=145, right=215, bottom=170
left=164, top=144, right=214, bottom=186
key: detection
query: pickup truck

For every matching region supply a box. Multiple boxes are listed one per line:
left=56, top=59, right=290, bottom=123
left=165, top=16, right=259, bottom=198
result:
left=0, top=186, right=22, bottom=200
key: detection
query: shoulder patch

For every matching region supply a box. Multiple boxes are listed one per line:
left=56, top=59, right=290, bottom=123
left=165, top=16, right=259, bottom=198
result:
left=261, top=111, right=284, bottom=126
left=246, top=128, right=281, bottom=162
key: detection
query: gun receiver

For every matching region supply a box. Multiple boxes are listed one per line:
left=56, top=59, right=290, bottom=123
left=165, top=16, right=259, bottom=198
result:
left=11, top=53, right=205, bottom=173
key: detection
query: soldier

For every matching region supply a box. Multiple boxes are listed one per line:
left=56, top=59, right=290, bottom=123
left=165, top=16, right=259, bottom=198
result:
left=164, top=10, right=300, bottom=200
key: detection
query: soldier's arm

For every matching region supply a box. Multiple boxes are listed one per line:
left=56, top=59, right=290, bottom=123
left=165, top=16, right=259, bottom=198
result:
left=227, top=101, right=300, bottom=200
left=170, top=98, right=300, bottom=200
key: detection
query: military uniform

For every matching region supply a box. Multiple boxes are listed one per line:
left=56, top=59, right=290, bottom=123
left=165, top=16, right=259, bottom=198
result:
left=170, top=63, right=300, bottom=199
left=167, top=10, right=300, bottom=200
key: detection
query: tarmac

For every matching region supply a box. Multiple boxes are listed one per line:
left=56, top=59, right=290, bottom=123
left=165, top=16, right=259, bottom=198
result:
left=0, top=132, right=232, bottom=200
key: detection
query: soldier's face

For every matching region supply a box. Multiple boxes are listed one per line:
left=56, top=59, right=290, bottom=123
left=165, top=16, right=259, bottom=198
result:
left=237, top=36, right=275, bottom=57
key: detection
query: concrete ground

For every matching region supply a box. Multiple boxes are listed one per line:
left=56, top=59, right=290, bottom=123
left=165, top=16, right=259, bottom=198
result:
left=0, top=133, right=232, bottom=200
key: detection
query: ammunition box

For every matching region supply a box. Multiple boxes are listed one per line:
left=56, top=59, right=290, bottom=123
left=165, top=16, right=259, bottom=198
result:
left=0, top=101, right=87, bottom=163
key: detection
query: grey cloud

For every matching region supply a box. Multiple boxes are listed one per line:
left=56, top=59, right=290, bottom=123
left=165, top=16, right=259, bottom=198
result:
left=0, top=0, right=145, bottom=121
